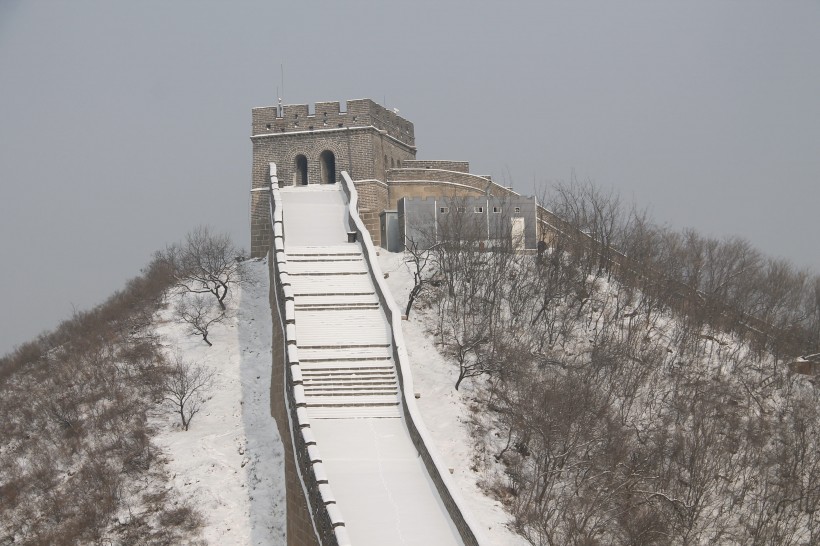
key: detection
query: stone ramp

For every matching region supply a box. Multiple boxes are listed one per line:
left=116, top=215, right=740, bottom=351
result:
left=279, top=185, right=463, bottom=544
left=287, top=244, right=401, bottom=419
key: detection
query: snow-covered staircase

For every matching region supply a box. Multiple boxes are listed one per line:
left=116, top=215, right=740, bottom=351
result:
left=274, top=182, right=472, bottom=545
left=288, top=245, right=401, bottom=419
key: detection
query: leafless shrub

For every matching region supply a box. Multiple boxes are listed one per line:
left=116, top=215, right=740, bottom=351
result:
left=0, top=245, right=204, bottom=544
left=161, top=354, right=215, bottom=431
left=417, top=177, right=820, bottom=544
left=175, top=293, right=226, bottom=346
left=403, top=236, right=438, bottom=318
left=159, top=504, right=205, bottom=532
left=158, top=226, right=244, bottom=311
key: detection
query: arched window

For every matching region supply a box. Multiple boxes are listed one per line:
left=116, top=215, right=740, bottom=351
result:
left=294, top=154, right=308, bottom=185
left=319, top=150, right=336, bottom=184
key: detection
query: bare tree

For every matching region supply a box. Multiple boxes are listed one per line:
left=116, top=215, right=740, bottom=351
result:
left=160, top=226, right=243, bottom=311
left=175, top=294, right=225, bottom=346
left=448, top=313, right=491, bottom=390
left=162, top=354, right=215, bottom=431
left=546, top=175, right=624, bottom=279
left=403, top=237, right=438, bottom=318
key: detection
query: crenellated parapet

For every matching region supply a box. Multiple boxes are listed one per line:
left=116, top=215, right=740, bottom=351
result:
left=250, top=99, right=416, bottom=215
left=252, top=99, right=415, bottom=148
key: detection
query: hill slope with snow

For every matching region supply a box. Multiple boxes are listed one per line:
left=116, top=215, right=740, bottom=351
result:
left=151, top=258, right=286, bottom=545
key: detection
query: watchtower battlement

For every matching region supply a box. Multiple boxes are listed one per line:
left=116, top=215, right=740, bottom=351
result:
left=249, top=97, right=537, bottom=259
left=252, top=98, right=415, bottom=147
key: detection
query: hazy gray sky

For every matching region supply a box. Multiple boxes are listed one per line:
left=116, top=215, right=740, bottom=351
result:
left=1, top=1, right=819, bottom=355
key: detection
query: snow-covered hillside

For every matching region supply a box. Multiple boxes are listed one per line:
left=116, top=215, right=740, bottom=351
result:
left=151, top=253, right=531, bottom=545
left=379, top=251, right=530, bottom=546
left=379, top=243, right=820, bottom=545
left=152, top=258, right=286, bottom=545
left=150, top=246, right=820, bottom=546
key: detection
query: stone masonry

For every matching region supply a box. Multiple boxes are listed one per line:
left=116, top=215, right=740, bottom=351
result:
left=250, top=99, right=544, bottom=544
left=250, top=98, right=540, bottom=257
left=251, top=99, right=416, bottom=256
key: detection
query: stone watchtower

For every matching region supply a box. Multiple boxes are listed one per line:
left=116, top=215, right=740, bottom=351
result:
left=250, top=99, right=416, bottom=257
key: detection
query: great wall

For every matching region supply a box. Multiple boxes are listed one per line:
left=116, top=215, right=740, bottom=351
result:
left=250, top=98, right=796, bottom=545
left=253, top=99, right=497, bottom=545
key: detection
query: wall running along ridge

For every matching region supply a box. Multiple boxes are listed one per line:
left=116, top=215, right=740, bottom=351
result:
left=534, top=205, right=793, bottom=347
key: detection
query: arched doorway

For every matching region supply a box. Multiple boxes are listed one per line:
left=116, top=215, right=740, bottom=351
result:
left=294, top=154, right=308, bottom=186
left=319, top=150, right=336, bottom=184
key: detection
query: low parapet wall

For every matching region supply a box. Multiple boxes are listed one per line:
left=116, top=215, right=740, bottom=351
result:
left=268, top=165, right=352, bottom=546
left=387, top=168, right=519, bottom=208
left=400, top=160, right=470, bottom=173
left=388, top=168, right=498, bottom=193
left=341, top=171, right=486, bottom=546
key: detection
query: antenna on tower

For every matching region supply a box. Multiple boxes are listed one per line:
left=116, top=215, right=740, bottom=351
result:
left=280, top=64, right=285, bottom=114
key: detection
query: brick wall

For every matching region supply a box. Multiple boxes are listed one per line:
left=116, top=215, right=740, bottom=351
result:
left=400, top=160, right=470, bottom=173
left=250, top=99, right=419, bottom=256
left=268, top=190, right=355, bottom=545
left=352, top=180, right=388, bottom=247
left=388, top=168, right=500, bottom=193
left=387, top=178, right=521, bottom=210
left=252, top=99, right=415, bottom=148
left=251, top=189, right=272, bottom=258
left=268, top=254, right=322, bottom=546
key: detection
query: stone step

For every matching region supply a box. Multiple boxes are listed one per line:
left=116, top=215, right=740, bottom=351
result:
left=294, top=294, right=379, bottom=307
left=299, top=360, right=393, bottom=371
left=302, top=376, right=398, bottom=389
left=302, top=370, right=396, bottom=378
left=298, top=346, right=393, bottom=362
left=295, top=304, right=380, bottom=312
left=306, top=406, right=402, bottom=419
left=296, top=310, right=392, bottom=346
left=304, top=387, right=398, bottom=395
left=287, top=245, right=363, bottom=256
left=303, top=379, right=396, bottom=387
left=288, top=260, right=369, bottom=275
left=288, top=257, right=361, bottom=263
left=306, top=395, right=399, bottom=407
left=290, top=275, right=375, bottom=295
left=302, top=370, right=395, bottom=381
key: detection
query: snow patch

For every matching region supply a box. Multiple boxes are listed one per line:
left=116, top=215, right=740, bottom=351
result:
left=152, top=259, right=285, bottom=545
